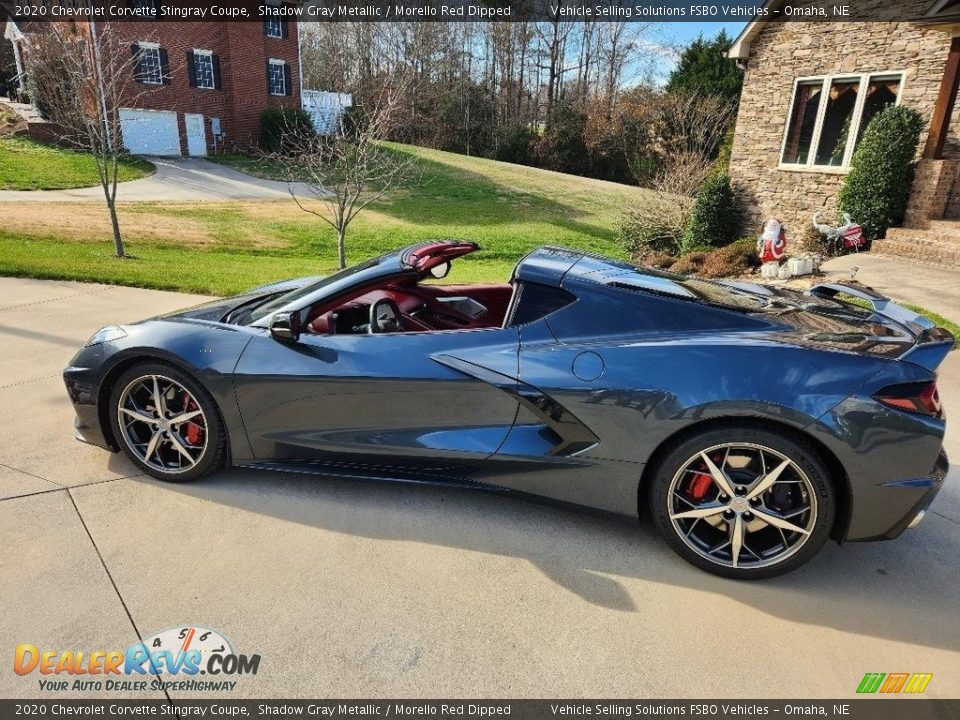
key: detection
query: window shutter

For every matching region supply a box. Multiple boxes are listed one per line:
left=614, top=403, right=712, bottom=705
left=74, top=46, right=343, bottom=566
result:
left=283, top=64, right=292, bottom=96
left=186, top=50, right=196, bottom=88
left=266, top=61, right=272, bottom=94
left=130, top=43, right=143, bottom=83
left=158, top=47, right=170, bottom=85
left=281, top=19, right=289, bottom=39
left=262, top=18, right=270, bottom=36
left=212, top=54, right=222, bottom=90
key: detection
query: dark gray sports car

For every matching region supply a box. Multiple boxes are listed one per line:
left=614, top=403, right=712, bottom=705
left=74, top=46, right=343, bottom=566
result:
left=64, top=242, right=951, bottom=578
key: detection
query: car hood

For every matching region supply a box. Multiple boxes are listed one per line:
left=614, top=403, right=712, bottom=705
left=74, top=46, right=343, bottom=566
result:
left=156, top=276, right=323, bottom=323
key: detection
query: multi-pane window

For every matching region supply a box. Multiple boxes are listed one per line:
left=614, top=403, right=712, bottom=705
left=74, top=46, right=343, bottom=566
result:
left=780, top=73, right=903, bottom=170
left=264, top=19, right=282, bottom=38
left=138, top=44, right=163, bottom=85
left=194, top=50, right=214, bottom=90
left=268, top=60, right=286, bottom=96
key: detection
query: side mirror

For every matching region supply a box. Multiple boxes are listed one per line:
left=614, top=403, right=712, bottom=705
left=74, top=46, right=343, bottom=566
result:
left=429, top=261, right=451, bottom=279
left=270, top=311, right=301, bottom=342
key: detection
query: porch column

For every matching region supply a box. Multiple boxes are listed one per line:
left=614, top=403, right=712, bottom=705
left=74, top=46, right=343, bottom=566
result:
left=924, top=36, right=960, bottom=159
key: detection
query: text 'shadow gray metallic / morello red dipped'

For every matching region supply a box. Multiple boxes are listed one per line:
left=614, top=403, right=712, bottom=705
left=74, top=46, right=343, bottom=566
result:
left=63, top=243, right=951, bottom=578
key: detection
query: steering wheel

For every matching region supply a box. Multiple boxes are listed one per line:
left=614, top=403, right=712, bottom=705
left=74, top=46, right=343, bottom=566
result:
left=369, top=298, right=402, bottom=333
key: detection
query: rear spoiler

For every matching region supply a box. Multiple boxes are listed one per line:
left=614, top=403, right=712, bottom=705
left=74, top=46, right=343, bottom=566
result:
left=807, top=282, right=954, bottom=371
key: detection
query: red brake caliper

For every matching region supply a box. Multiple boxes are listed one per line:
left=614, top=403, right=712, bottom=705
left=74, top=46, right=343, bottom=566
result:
left=183, top=394, right=204, bottom=446
left=686, top=472, right=713, bottom=501
left=686, top=454, right=723, bottom=501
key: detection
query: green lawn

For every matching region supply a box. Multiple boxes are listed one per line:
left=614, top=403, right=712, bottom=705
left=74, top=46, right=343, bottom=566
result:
left=0, top=143, right=652, bottom=294
left=0, top=135, right=154, bottom=190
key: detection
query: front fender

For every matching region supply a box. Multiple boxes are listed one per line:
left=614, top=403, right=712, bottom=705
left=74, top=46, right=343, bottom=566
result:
left=64, top=319, right=256, bottom=461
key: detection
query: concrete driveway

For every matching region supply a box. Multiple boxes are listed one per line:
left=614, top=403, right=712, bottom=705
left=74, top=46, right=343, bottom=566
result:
left=822, top=252, right=960, bottom=324
left=1, top=276, right=959, bottom=699
left=0, top=157, right=316, bottom=203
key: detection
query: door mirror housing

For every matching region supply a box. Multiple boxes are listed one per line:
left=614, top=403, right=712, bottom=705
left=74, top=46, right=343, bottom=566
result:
left=428, top=261, right=451, bottom=279
left=270, top=310, right=301, bottom=342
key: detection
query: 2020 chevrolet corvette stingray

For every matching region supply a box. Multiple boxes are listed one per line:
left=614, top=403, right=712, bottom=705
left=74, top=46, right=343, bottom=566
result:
left=64, top=242, right=951, bottom=578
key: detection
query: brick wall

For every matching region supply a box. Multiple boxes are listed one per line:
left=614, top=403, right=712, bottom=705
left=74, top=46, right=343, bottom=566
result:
left=728, top=2, right=953, bottom=239
left=108, top=19, right=300, bottom=154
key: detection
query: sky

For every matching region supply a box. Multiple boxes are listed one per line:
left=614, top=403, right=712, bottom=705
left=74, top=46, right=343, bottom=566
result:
left=652, top=21, right=749, bottom=82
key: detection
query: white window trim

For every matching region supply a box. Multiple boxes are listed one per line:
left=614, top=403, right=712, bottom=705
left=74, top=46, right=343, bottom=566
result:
left=265, top=18, right=283, bottom=39
left=137, top=42, right=163, bottom=86
left=778, top=71, right=905, bottom=174
left=193, top=48, right=215, bottom=90
left=268, top=58, right=286, bottom=96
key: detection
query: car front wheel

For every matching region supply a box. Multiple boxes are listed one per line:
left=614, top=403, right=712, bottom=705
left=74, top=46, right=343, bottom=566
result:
left=649, top=425, right=836, bottom=579
left=109, top=363, right=226, bottom=482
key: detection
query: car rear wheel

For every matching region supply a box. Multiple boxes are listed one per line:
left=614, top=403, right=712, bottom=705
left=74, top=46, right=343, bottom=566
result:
left=109, top=363, right=226, bottom=482
left=649, top=425, right=835, bottom=579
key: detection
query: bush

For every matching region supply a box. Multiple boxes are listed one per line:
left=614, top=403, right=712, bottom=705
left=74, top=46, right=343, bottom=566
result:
left=535, top=100, right=589, bottom=175
left=259, top=106, right=316, bottom=154
left=619, top=195, right=694, bottom=258
left=699, top=238, right=760, bottom=278
left=682, top=173, right=735, bottom=252
left=636, top=251, right=678, bottom=269
left=838, top=105, right=924, bottom=240
left=669, top=252, right=708, bottom=275
left=494, top=124, right=537, bottom=166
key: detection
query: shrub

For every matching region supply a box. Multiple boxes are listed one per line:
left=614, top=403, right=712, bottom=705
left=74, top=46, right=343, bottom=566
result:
left=636, top=251, right=678, bottom=269
left=838, top=105, right=924, bottom=240
left=682, top=173, right=735, bottom=252
left=494, top=124, right=537, bottom=166
left=669, top=252, right=708, bottom=275
left=259, top=106, right=316, bottom=154
left=535, top=100, right=589, bottom=175
left=619, top=195, right=694, bottom=258
left=699, top=238, right=760, bottom=278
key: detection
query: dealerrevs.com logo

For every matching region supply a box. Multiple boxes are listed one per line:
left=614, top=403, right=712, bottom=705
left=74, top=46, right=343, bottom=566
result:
left=13, top=625, right=261, bottom=693
left=857, top=672, right=933, bottom=694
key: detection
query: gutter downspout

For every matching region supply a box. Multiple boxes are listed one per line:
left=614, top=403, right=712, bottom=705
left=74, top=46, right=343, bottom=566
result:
left=295, top=18, right=305, bottom=105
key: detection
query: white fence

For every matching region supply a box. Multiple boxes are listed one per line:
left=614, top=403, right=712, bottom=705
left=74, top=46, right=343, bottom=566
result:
left=302, top=90, right=352, bottom=135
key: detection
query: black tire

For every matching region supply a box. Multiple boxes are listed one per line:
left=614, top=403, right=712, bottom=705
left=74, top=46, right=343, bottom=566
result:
left=649, top=424, right=835, bottom=580
left=108, top=362, right=227, bottom=482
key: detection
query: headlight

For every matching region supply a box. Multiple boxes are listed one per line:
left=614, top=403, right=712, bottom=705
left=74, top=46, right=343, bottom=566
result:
left=85, top=326, right=127, bottom=347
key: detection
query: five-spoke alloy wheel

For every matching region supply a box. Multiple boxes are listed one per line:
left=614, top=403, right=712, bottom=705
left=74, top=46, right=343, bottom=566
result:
left=109, top=363, right=225, bottom=482
left=650, top=426, right=835, bottom=579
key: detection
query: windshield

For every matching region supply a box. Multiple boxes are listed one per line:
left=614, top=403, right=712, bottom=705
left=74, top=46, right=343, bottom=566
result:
left=241, top=254, right=389, bottom=325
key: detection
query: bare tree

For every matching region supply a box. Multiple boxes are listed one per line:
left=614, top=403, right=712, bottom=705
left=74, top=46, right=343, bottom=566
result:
left=26, top=21, right=149, bottom=258
left=275, top=74, right=417, bottom=270
left=616, top=88, right=734, bottom=197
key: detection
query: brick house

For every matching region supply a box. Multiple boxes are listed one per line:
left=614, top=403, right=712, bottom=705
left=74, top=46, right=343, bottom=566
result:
left=728, top=0, right=960, bottom=264
left=4, top=8, right=302, bottom=156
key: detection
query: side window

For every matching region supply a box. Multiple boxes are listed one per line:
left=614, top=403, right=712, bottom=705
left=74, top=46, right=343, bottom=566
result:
left=507, top=282, right=575, bottom=327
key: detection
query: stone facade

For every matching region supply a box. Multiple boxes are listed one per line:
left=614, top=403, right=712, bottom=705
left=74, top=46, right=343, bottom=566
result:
left=728, top=2, right=955, bottom=239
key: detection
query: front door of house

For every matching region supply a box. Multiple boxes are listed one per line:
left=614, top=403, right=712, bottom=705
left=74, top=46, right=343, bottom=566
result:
left=185, top=113, right=207, bottom=157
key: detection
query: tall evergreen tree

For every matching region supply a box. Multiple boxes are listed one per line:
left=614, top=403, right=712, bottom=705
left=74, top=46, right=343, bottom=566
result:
left=666, top=31, right=744, bottom=106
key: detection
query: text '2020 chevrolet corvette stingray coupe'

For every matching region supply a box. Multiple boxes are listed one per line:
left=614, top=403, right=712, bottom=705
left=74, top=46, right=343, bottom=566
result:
left=64, top=242, right=951, bottom=578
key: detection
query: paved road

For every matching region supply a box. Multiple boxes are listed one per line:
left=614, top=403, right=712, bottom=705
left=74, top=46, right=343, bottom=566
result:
left=0, top=277, right=958, bottom=699
left=0, top=157, right=316, bottom=203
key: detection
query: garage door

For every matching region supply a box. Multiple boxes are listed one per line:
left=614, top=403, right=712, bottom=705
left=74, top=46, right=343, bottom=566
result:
left=119, top=109, right=181, bottom=156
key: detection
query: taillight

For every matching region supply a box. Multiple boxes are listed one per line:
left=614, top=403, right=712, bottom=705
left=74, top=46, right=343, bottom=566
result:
left=876, top=381, right=944, bottom=419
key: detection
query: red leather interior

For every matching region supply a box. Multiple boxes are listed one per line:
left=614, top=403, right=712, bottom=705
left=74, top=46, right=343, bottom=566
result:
left=416, top=283, right=514, bottom=327
left=306, top=281, right=514, bottom=334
